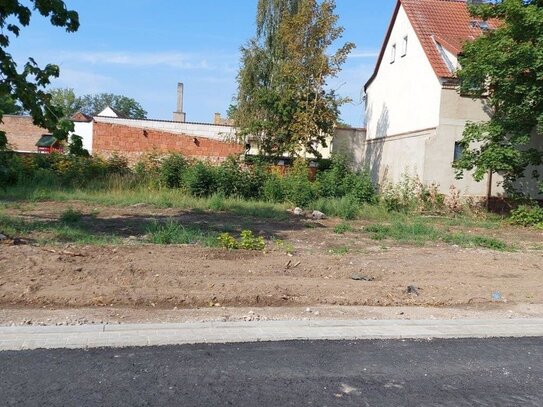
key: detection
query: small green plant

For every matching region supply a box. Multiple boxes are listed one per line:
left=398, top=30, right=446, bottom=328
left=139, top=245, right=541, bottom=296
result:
left=239, top=230, right=265, bottom=250
left=146, top=220, right=217, bottom=246
left=218, top=232, right=238, bottom=250
left=333, top=222, right=353, bottom=234
left=60, top=208, right=83, bottom=223
left=510, top=205, right=543, bottom=228
left=273, top=238, right=295, bottom=254
left=329, top=245, right=350, bottom=255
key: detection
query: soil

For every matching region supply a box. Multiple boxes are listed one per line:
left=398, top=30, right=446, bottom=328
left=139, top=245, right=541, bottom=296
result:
left=1, top=201, right=542, bottom=325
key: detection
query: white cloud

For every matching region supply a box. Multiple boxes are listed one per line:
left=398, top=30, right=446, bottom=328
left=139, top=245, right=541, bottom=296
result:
left=51, top=68, right=117, bottom=94
left=59, top=50, right=237, bottom=70
left=348, top=50, right=380, bottom=59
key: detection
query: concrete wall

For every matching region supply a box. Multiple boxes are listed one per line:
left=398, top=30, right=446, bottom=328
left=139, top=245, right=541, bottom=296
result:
left=422, top=87, right=502, bottom=196
left=331, top=127, right=367, bottom=170
left=92, top=121, right=243, bottom=163
left=365, top=5, right=442, bottom=139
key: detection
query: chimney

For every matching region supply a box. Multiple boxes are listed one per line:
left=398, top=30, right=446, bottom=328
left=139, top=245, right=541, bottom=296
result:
left=214, top=113, right=222, bottom=125
left=173, top=82, right=186, bottom=122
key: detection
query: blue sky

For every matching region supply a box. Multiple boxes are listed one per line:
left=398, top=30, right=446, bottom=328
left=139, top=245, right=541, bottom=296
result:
left=11, top=0, right=396, bottom=127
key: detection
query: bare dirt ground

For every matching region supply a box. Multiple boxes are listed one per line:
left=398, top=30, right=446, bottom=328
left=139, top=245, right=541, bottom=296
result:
left=1, top=201, right=542, bottom=326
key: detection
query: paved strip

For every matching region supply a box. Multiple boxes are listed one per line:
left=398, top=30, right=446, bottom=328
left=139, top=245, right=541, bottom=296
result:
left=1, top=318, right=542, bottom=351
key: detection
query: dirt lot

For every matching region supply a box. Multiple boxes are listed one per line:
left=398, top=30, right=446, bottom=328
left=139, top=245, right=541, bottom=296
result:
left=1, top=201, right=542, bottom=323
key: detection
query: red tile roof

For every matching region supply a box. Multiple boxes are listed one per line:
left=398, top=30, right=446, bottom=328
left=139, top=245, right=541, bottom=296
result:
left=365, top=0, right=497, bottom=89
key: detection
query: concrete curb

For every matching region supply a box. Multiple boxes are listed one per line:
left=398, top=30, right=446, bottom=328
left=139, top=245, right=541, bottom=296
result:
left=1, top=318, right=543, bottom=351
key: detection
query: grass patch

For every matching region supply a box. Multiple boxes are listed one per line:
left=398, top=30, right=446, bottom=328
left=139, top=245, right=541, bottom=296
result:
left=329, top=245, right=350, bottom=255
left=0, top=214, right=120, bottom=245
left=60, top=208, right=83, bottom=223
left=146, top=220, right=219, bottom=247
left=333, top=222, right=353, bottom=234
left=364, top=220, right=509, bottom=251
left=3, top=185, right=290, bottom=221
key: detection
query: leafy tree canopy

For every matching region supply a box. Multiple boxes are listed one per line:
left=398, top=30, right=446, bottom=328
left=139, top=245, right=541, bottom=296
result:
left=0, top=0, right=79, bottom=150
left=77, top=93, right=147, bottom=119
left=454, top=0, right=543, bottom=193
left=232, top=0, right=355, bottom=158
left=50, top=89, right=148, bottom=119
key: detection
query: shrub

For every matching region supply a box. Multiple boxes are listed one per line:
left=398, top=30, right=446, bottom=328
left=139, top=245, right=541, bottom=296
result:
left=318, top=154, right=350, bottom=198
left=343, top=170, right=376, bottom=204
left=208, top=192, right=226, bottom=211
left=184, top=161, right=217, bottom=197
left=0, top=153, right=23, bottom=189
left=60, top=208, right=83, bottom=223
left=283, top=158, right=318, bottom=207
left=216, top=156, right=246, bottom=197
left=262, top=173, right=285, bottom=202
left=381, top=173, right=444, bottom=213
left=510, top=205, right=543, bottom=228
left=217, top=230, right=265, bottom=250
left=239, top=230, right=265, bottom=250
left=218, top=232, right=238, bottom=250
left=159, top=153, right=187, bottom=188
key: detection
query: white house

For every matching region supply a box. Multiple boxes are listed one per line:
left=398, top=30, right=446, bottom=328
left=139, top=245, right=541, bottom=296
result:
left=362, top=0, right=542, bottom=198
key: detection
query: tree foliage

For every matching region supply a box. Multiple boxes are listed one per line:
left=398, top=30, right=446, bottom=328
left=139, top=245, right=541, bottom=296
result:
left=49, top=88, right=81, bottom=117
left=77, top=93, right=147, bottom=119
left=454, top=0, right=543, bottom=192
left=232, top=0, right=354, bottom=157
left=50, top=89, right=148, bottom=119
left=0, top=0, right=79, bottom=150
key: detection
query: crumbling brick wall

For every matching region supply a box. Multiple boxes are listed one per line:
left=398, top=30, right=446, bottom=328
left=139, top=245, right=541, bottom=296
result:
left=93, top=122, right=243, bottom=163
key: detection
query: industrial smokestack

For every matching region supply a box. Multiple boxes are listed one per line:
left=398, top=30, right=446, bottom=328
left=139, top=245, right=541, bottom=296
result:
left=173, top=82, right=186, bottom=122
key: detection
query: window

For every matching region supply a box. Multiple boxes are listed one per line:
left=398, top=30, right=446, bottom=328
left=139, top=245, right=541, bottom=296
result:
left=453, top=142, right=464, bottom=162
left=401, top=36, right=408, bottom=57
left=390, top=43, right=396, bottom=63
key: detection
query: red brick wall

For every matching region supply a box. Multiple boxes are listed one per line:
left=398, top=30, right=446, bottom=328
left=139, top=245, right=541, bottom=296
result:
left=93, top=122, right=243, bottom=163
left=0, top=115, right=46, bottom=152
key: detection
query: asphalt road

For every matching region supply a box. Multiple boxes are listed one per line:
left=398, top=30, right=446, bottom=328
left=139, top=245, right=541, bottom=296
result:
left=1, top=337, right=542, bottom=406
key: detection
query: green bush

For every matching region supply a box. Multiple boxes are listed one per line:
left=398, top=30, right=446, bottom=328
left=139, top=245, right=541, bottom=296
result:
left=60, top=208, right=83, bottom=223
left=510, top=205, right=543, bottom=227
left=262, top=173, right=285, bottom=202
left=159, top=153, right=187, bottom=188
left=283, top=158, right=318, bottom=207
left=183, top=161, right=218, bottom=197
left=239, top=230, right=265, bottom=250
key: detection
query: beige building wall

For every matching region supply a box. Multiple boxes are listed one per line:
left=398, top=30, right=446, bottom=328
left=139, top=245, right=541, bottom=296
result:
left=423, top=87, right=505, bottom=196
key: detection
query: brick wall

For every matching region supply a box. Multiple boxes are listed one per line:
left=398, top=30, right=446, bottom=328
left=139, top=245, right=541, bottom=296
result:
left=0, top=115, right=46, bottom=152
left=93, top=122, right=244, bottom=163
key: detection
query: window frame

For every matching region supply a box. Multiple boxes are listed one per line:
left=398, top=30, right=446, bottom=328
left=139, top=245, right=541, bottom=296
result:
left=401, top=35, right=408, bottom=57
left=390, top=43, right=397, bottom=64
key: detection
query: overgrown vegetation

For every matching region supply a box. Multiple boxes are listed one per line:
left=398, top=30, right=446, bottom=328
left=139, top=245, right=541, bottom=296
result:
left=510, top=205, right=543, bottom=229
left=0, top=152, right=376, bottom=217
left=364, top=221, right=509, bottom=251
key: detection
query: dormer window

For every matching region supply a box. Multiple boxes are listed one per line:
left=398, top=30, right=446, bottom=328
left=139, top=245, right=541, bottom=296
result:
left=402, top=36, right=408, bottom=57
left=390, top=43, right=396, bottom=63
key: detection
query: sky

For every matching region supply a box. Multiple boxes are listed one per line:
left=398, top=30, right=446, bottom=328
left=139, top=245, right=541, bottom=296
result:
left=10, top=0, right=397, bottom=127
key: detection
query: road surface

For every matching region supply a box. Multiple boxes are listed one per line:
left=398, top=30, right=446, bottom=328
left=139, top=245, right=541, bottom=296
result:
left=2, top=337, right=542, bottom=406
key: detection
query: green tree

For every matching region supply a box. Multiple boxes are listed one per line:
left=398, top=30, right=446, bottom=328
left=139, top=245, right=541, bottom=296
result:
left=50, top=88, right=81, bottom=117
left=233, top=0, right=354, bottom=157
left=0, top=0, right=79, bottom=150
left=454, top=0, right=543, bottom=193
left=78, top=93, right=147, bottom=119
left=0, top=95, right=23, bottom=115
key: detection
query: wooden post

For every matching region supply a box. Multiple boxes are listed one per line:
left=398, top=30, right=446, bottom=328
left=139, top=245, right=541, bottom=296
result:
left=486, top=170, right=493, bottom=210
